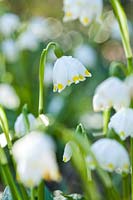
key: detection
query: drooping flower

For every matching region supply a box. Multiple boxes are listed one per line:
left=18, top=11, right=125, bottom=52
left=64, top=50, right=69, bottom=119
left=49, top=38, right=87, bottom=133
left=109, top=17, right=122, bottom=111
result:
left=12, top=131, right=61, bottom=187
left=63, top=142, right=73, bottom=162
left=2, top=39, right=19, bottom=63
left=63, top=0, right=103, bottom=26
left=53, top=56, right=91, bottom=93
left=87, top=138, right=130, bottom=173
left=0, top=13, right=20, bottom=36
left=109, top=108, right=133, bottom=140
left=14, top=113, right=36, bottom=137
left=0, top=84, right=20, bottom=109
left=125, top=75, right=133, bottom=99
left=93, top=77, right=130, bottom=112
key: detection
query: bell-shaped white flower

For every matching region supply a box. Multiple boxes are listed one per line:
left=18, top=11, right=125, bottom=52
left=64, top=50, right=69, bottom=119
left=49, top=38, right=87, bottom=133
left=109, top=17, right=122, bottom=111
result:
left=12, top=131, right=61, bottom=187
left=109, top=108, right=133, bottom=140
left=53, top=56, right=91, bottom=93
left=63, top=0, right=103, bottom=26
left=0, top=13, right=20, bottom=36
left=14, top=113, right=36, bottom=137
left=125, top=75, right=133, bottom=99
left=2, top=39, right=19, bottom=63
left=93, top=77, right=130, bottom=112
left=63, top=142, right=72, bottom=162
left=0, top=84, right=20, bottom=109
left=87, top=138, right=130, bottom=173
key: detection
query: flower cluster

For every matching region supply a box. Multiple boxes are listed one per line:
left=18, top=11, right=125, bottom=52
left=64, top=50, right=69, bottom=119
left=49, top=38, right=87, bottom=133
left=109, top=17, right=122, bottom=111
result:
left=93, top=77, right=130, bottom=112
left=63, top=0, right=103, bottom=26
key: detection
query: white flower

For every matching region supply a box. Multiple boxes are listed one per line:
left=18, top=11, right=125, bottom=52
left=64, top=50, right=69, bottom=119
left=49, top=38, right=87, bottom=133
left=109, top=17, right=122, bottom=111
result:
left=53, top=56, right=91, bottom=93
left=63, top=0, right=103, bottom=26
left=2, top=39, right=19, bottom=63
left=0, top=84, right=20, bottom=109
left=109, top=108, right=133, bottom=140
left=93, top=77, right=130, bottom=112
left=87, top=138, right=130, bottom=173
left=0, top=13, right=20, bottom=36
left=12, top=131, right=61, bottom=187
left=16, top=30, right=39, bottom=51
left=0, top=133, right=11, bottom=148
left=63, top=142, right=72, bottom=162
left=73, top=44, right=96, bottom=67
left=125, top=75, right=133, bottom=99
left=14, top=113, right=36, bottom=137
left=27, top=17, right=47, bottom=41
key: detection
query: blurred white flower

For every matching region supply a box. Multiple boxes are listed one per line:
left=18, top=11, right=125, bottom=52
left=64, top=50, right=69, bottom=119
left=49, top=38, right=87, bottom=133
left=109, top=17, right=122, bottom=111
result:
left=0, top=13, right=20, bottom=36
left=17, top=30, right=39, bottom=51
left=27, top=17, right=47, bottom=41
left=12, top=131, right=61, bottom=187
left=80, top=112, right=103, bottom=130
left=48, top=96, right=64, bottom=115
left=73, top=44, right=96, bottom=67
left=14, top=113, right=36, bottom=137
left=63, top=0, right=103, bottom=26
left=63, top=142, right=72, bottom=162
left=125, top=75, right=133, bottom=99
left=93, top=77, right=130, bottom=112
left=53, top=56, right=91, bottom=93
left=87, top=138, right=130, bottom=173
left=2, top=39, right=19, bottom=62
left=0, top=84, right=20, bottom=109
left=109, top=108, right=133, bottom=140
left=0, top=133, right=11, bottom=148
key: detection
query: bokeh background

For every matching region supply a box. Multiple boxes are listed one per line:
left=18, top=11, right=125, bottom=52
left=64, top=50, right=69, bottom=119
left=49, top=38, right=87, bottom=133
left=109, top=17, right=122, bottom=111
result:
left=0, top=0, right=133, bottom=196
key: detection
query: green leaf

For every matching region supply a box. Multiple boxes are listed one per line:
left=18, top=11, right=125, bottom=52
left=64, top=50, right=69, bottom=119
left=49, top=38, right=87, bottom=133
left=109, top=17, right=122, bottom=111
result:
left=2, top=187, right=13, bottom=200
left=45, top=186, right=53, bottom=200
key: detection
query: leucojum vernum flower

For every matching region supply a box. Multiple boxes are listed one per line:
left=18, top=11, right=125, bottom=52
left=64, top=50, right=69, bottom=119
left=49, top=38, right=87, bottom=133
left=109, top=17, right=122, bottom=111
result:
left=0, top=0, right=133, bottom=200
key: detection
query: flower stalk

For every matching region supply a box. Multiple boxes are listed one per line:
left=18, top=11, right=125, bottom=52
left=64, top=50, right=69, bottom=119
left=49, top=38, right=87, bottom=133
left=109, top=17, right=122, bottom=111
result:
left=110, top=0, right=133, bottom=74
left=38, top=42, right=63, bottom=114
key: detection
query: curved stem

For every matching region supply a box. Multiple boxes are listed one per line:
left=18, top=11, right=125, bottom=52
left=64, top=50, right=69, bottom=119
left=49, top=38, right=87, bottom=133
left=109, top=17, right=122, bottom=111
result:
left=38, top=42, right=56, bottom=115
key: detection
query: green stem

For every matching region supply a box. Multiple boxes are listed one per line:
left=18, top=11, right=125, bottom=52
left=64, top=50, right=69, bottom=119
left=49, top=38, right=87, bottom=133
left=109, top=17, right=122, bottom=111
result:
left=127, top=57, right=133, bottom=75
left=0, top=106, right=12, bottom=149
left=38, top=42, right=63, bottom=114
left=38, top=181, right=45, bottom=200
left=31, top=188, right=35, bottom=200
left=103, top=109, right=110, bottom=135
left=39, top=42, right=56, bottom=114
left=110, top=0, right=133, bottom=74
left=0, top=146, right=22, bottom=200
left=122, top=174, right=130, bottom=200
left=131, top=138, right=133, bottom=200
